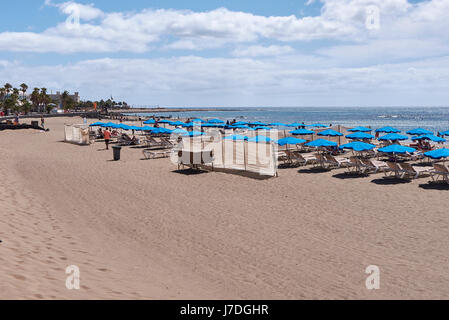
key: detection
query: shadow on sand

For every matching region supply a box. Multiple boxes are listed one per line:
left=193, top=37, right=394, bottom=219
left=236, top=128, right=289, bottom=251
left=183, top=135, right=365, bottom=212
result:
left=418, top=182, right=449, bottom=190
left=297, top=167, right=330, bottom=174
left=371, top=177, right=412, bottom=185
left=333, top=172, right=369, bottom=179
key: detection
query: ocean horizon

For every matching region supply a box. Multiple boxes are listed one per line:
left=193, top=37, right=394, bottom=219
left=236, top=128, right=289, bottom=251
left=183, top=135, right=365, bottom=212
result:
left=125, top=106, right=449, bottom=134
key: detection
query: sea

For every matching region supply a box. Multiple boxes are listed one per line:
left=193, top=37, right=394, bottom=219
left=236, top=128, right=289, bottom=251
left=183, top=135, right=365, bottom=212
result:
left=124, top=107, right=449, bottom=134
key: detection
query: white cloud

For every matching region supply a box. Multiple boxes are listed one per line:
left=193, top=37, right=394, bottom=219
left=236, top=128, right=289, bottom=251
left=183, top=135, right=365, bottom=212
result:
left=0, top=1, right=423, bottom=53
left=1, top=55, right=449, bottom=106
left=232, top=45, right=294, bottom=57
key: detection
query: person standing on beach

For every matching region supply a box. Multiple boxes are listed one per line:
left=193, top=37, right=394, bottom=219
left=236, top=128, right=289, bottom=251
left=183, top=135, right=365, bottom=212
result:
left=41, top=116, right=45, bottom=128
left=104, top=128, right=111, bottom=150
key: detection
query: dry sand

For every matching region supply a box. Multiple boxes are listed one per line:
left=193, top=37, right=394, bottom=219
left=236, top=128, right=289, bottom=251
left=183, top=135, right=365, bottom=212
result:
left=1, top=117, right=448, bottom=299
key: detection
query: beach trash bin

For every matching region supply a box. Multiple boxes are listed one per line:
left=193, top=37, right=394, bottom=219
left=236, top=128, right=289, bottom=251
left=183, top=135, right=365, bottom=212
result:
left=112, top=145, right=122, bottom=161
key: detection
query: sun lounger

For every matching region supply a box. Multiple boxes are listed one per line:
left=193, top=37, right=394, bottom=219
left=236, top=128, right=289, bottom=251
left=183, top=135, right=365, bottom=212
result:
left=177, top=150, right=214, bottom=170
left=143, top=149, right=172, bottom=159
left=360, top=159, right=390, bottom=174
left=430, top=164, right=449, bottom=183
left=386, top=162, right=407, bottom=178
left=144, top=136, right=172, bottom=149
left=347, top=156, right=367, bottom=174
left=283, top=150, right=308, bottom=166
left=324, top=154, right=352, bottom=168
left=399, top=162, right=433, bottom=179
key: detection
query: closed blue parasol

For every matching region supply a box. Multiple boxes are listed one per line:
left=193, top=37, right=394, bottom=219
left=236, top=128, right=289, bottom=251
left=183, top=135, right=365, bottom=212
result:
left=347, top=126, right=371, bottom=132
left=277, top=137, right=306, bottom=146
left=247, top=135, right=272, bottom=143
left=378, top=145, right=416, bottom=154
left=224, top=134, right=248, bottom=141
left=424, top=148, right=449, bottom=159
left=317, top=129, right=343, bottom=137
left=378, top=133, right=408, bottom=141
left=339, top=141, right=375, bottom=152
left=305, top=139, right=337, bottom=148
left=412, top=134, right=446, bottom=142
left=290, top=128, right=315, bottom=135
left=346, top=132, right=375, bottom=140
left=406, top=128, right=432, bottom=135
left=375, top=126, right=401, bottom=133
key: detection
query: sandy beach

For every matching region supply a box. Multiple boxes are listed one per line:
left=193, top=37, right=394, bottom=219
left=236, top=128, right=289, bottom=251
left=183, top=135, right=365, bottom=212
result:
left=1, top=116, right=448, bottom=299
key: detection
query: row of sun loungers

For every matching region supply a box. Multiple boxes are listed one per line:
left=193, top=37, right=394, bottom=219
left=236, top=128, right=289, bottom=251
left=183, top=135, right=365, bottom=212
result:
left=278, top=149, right=449, bottom=183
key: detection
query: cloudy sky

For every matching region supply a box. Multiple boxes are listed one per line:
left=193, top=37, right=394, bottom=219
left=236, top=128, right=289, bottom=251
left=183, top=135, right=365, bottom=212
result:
left=1, top=0, right=448, bottom=107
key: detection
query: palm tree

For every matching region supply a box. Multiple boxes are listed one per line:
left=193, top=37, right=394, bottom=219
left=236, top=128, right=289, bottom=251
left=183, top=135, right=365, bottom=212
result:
left=40, top=88, right=51, bottom=113
left=21, top=100, right=32, bottom=115
left=4, top=83, right=12, bottom=94
left=20, top=83, right=28, bottom=100
left=30, top=88, right=40, bottom=112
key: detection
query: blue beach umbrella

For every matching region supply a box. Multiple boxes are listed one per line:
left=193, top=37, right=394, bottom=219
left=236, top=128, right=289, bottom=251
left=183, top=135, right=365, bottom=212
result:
left=182, top=131, right=204, bottom=137
left=376, top=126, right=401, bottom=133
left=378, top=133, right=408, bottom=141
left=269, top=122, right=287, bottom=127
left=406, top=128, right=433, bottom=135
left=290, top=128, right=315, bottom=135
left=116, top=124, right=131, bottom=130
left=170, top=121, right=186, bottom=126
left=339, top=141, right=375, bottom=152
left=347, top=126, right=371, bottom=132
left=141, top=126, right=155, bottom=131
left=247, top=135, right=272, bottom=143
left=171, top=128, right=188, bottom=134
left=253, top=126, right=272, bottom=130
left=204, top=122, right=225, bottom=128
left=424, top=148, right=449, bottom=160
left=224, top=134, right=248, bottom=141
left=143, top=119, right=156, bottom=124
left=100, top=122, right=117, bottom=128
left=305, top=139, right=337, bottom=148
left=191, top=118, right=205, bottom=123
left=234, top=121, right=249, bottom=126
left=378, top=145, right=416, bottom=154
left=317, top=129, right=343, bottom=137
left=412, top=134, right=446, bottom=143
left=277, top=137, right=306, bottom=146
left=228, top=125, right=249, bottom=129
left=346, top=132, right=375, bottom=140
left=89, top=121, right=105, bottom=127
left=158, top=119, right=173, bottom=124
left=440, top=130, right=449, bottom=136
left=286, top=122, right=303, bottom=127
left=250, top=121, right=269, bottom=126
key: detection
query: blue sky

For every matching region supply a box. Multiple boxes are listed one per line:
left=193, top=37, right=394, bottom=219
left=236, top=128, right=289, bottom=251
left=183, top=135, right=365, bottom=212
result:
left=1, top=0, right=448, bottom=107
